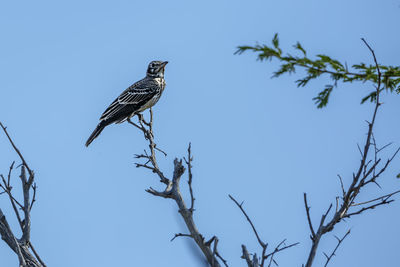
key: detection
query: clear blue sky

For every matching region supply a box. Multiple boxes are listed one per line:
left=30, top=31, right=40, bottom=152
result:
left=1, top=0, right=399, bottom=266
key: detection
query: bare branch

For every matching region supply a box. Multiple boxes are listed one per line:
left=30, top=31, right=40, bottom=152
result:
left=216, top=251, right=229, bottom=267
left=345, top=197, right=394, bottom=218
left=0, top=122, right=45, bottom=267
left=337, top=175, right=345, bottom=198
left=264, top=240, right=299, bottom=260
left=324, top=230, right=351, bottom=267
left=29, top=183, right=37, bottom=212
left=212, top=237, right=219, bottom=266
left=0, top=174, right=24, bottom=228
left=229, top=194, right=266, bottom=248
left=131, top=111, right=223, bottom=267
left=241, top=245, right=253, bottom=267
left=184, top=143, right=195, bottom=213
left=0, top=122, right=34, bottom=181
left=303, top=193, right=316, bottom=240
left=304, top=39, right=399, bottom=267
left=170, top=233, right=192, bottom=242
left=7, top=161, right=15, bottom=187
left=351, top=190, right=400, bottom=207
left=127, top=114, right=169, bottom=185
left=29, top=243, right=46, bottom=267
left=230, top=194, right=297, bottom=267
left=319, top=204, right=332, bottom=229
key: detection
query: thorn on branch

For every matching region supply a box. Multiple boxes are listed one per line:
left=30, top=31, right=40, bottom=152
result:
left=170, top=233, right=192, bottom=242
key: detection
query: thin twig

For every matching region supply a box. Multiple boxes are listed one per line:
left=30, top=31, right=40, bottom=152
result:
left=30, top=183, right=37, bottom=212
left=345, top=198, right=394, bottom=218
left=0, top=122, right=44, bottom=266
left=303, top=193, right=316, bottom=240
left=170, top=233, right=192, bottom=242
left=323, top=230, right=351, bottom=267
left=7, top=161, right=15, bottom=187
left=337, top=175, right=345, bottom=198
left=0, top=174, right=24, bottom=228
left=229, top=195, right=266, bottom=248
left=131, top=111, right=223, bottom=267
left=351, top=190, right=400, bottom=207
left=29, top=243, right=47, bottom=267
left=264, top=240, right=300, bottom=260
left=216, top=251, right=229, bottom=267
left=184, top=143, right=195, bottom=213
left=304, top=39, right=399, bottom=267
left=0, top=122, right=34, bottom=180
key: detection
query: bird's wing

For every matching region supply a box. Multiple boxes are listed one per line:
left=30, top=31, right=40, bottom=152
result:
left=99, top=80, right=157, bottom=121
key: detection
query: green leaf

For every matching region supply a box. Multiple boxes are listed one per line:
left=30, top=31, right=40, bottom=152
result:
left=361, top=91, right=377, bottom=104
left=236, top=33, right=400, bottom=108
left=316, top=54, right=333, bottom=62
left=272, top=62, right=296, bottom=77
left=353, top=63, right=367, bottom=70
left=397, top=173, right=400, bottom=178
left=293, top=42, right=306, bottom=56
left=312, top=85, right=333, bottom=108
left=272, top=33, right=279, bottom=49
left=234, top=46, right=253, bottom=55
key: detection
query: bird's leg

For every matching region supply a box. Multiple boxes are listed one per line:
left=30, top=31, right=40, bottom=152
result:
left=137, top=113, right=151, bottom=127
left=134, top=114, right=153, bottom=140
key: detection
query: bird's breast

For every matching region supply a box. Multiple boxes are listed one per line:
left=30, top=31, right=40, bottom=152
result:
left=138, top=93, right=162, bottom=111
left=154, top=78, right=166, bottom=90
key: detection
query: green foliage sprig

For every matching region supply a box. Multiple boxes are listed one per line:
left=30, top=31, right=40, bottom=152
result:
left=235, top=34, right=400, bottom=108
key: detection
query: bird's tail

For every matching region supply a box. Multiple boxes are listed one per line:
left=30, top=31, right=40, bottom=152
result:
left=85, top=121, right=107, bottom=147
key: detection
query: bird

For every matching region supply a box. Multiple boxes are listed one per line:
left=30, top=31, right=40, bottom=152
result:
left=85, top=60, right=168, bottom=147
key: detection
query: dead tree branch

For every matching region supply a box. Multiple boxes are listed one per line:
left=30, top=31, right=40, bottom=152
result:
left=0, top=122, right=46, bottom=267
left=323, top=230, right=351, bottom=267
left=130, top=109, right=224, bottom=267
left=184, top=143, right=195, bottom=213
left=229, top=195, right=298, bottom=267
left=303, top=39, right=399, bottom=267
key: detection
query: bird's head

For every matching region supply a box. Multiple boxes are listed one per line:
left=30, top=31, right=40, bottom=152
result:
left=146, top=60, right=168, bottom=78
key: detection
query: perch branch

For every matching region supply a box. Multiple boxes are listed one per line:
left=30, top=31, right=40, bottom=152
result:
left=131, top=110, right=224, bottom=267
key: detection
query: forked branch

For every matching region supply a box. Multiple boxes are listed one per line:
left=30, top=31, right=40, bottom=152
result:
left=130, top=109, right=225, bottom=267
left=0, top=122, right=45, bottom=267
left=303, top=39, right=400, bottom=267
left=229, top=195, right=298, bottom=267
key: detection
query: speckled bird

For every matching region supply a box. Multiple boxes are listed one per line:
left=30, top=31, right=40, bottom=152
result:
left=85, top=60, right=168, bottom=147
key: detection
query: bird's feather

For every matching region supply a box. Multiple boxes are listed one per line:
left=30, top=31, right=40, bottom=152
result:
left=99, top=79, right=159, bottom=121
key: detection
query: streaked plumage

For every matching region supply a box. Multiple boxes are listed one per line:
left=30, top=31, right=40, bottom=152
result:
left=85, top=60, right=168, bottom=147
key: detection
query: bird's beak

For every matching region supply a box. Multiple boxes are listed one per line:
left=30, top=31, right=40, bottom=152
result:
left=161, top=61, right=168, bottom=68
